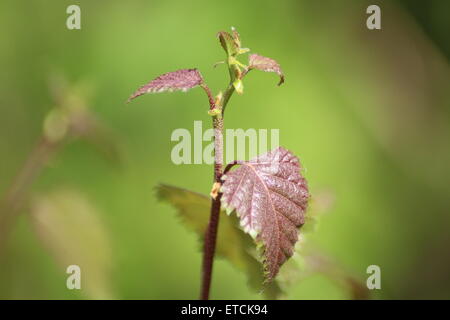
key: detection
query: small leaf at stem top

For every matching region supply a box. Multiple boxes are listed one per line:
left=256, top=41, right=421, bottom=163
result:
left=217, top=31, right=240, bottom=56
left=248, top=54, right=285, bottom=86
left=233, top=79, right=244, bottom=95
left=127, top=69, right=204, bottom=103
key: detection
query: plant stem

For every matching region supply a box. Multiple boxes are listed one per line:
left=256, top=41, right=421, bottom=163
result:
left=200, top=191, right=222, bottom=300
left=200, top=80, right=235, bottom=300
left=200, top=113, right=223, bottom=300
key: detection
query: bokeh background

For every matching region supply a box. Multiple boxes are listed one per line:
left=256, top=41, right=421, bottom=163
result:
left=0, top=0, right=449, bottom=299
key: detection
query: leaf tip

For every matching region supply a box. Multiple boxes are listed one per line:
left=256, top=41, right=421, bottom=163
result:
left=249, top=229, right=258, bottom=240
left=220, top=146, right=309, bottom=283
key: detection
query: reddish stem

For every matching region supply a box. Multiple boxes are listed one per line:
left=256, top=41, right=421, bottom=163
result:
left=200, top=192, right=222, bottom=300
left=200, top=114, right=223, bottom=300
left=199, top=57, right=236, bottom=300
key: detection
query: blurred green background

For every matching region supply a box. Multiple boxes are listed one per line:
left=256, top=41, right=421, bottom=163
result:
left=0, top=0, right=449, bottom=299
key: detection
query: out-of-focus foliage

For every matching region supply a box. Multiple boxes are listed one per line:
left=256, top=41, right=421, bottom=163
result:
left=30, top=189, right=114, bottom=299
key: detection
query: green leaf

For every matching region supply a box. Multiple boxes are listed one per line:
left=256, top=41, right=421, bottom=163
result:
left=30, top=189, right=115, bottom=299
left=156, top=184, right=369, bottom=299
left=155, top=183, right=283, bottom=298
left=217, top=31, right=239, bottom=56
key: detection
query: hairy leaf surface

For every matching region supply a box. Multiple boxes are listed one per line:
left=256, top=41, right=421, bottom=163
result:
left=221, top=147, right=309, bottom=281
left=248, top=54, right=285, bottom=85
left=128, top=69, right=204, bottom=102
left=217, top=31, right=239, bottom=56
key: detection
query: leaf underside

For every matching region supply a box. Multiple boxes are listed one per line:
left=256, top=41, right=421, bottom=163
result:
left=221, top=147, right=309, bottom=281
left=248, top=54, right=285, bottom=86
left=127, top=68, right=204, bottom=102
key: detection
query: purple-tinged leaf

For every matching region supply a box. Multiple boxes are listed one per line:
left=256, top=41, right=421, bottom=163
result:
left=248, top=54, right=285, bottom=85
left=127, top=68, right=204, bottom=102
left=221, top=147, right=309, bottom=281
left=231, top=27, right=241, bottom=48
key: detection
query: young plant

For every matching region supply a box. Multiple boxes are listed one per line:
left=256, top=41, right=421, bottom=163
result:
left=128, top=28, right=310, bottom=299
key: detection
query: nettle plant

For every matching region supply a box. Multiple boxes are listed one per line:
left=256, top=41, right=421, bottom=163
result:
left=128, top=28, right=310, bottom=299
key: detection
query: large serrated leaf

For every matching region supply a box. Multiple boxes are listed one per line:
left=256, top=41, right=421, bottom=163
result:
left=128, top=68, right=204, bottom=102
left=221, top=147, right=309, bottom=281
left=248, top=54, right=285, bottom=85
left=217, top=31, right=239, bottom=56
left=156, top=184, right=283, bottom=299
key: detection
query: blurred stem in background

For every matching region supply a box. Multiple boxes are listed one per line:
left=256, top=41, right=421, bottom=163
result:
left=0, top=75, right=121, bottom=256
left=0, top=137, right=59, bottom=253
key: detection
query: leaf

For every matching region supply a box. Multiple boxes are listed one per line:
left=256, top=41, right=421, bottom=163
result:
left=233, top=79, right=244, bottom=95
left=156, top=184, right=368, bottom=299
left=231, top=27, right=242, bottom=49
left=127, top=68, right=204, bottom=102
left=29, top=189, right=114, bottom=299
left=248, top=54, right=285, bottom=85
left=217, top=31, right=239, bottom=56
left=155, top=184, right=283, bottom=299
left=221, top=147, right=309, bottom=281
